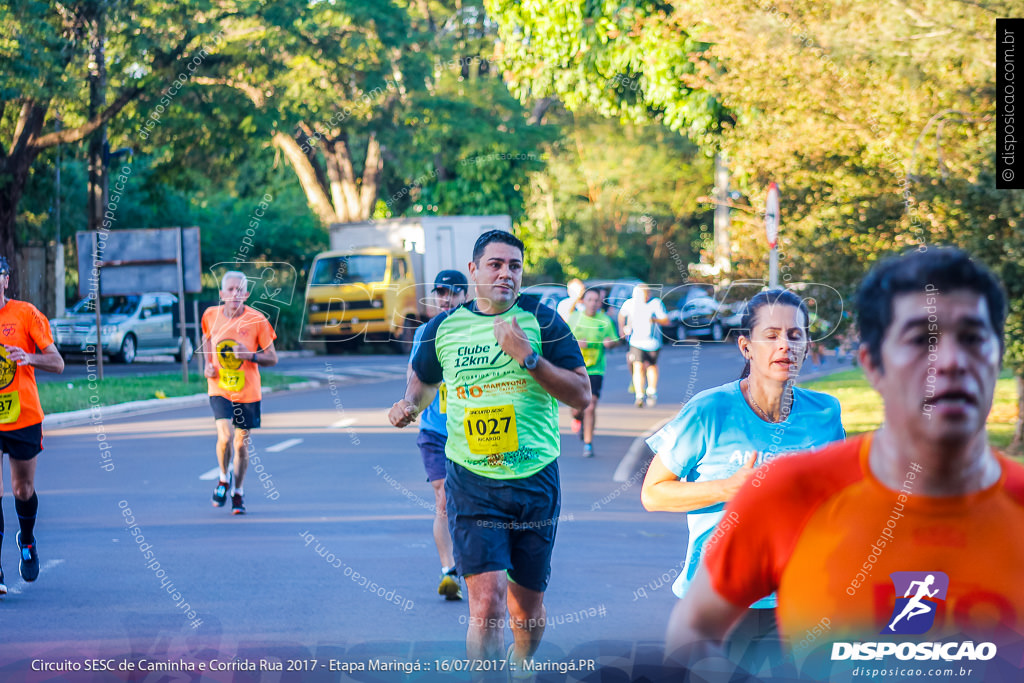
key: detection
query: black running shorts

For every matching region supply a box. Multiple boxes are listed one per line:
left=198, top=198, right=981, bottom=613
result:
left=0, top=423, right=43, bottom=461
left=209, top=396, right=261, bottom=430
left=444, top=459, right=560, bottom=593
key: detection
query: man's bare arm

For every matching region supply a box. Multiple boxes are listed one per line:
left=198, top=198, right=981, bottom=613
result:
left=7, top=343, right=64, bottom=374
left=388, top=370, right=440, bottom=428
left=664, top=564, right=748, bottom=666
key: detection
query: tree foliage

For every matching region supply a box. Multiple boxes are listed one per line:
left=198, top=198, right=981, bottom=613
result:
left=489, top=0, right=1024, bottom=449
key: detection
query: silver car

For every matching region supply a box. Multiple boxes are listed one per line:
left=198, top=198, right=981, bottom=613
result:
left=51, top=292, right=194, bottom=364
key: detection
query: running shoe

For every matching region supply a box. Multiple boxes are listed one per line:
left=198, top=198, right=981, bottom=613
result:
left=0, top=567, right=7, bottom=595
left=646, top=391, right=658, bottom=407
left=635, top=395, right=645, bottom=408
left=583, top=443, right=594, bottom=458
left=506, top=643, right=535, bottom=682
left=571, top=418, right=582, bottom=434
left=438, top=570, right=463, bottom=600
left=231, top=493, right=246, bottom=515
left=212, top=479, right=229, bottom=507
left=627, top=382, right=635, bottom=394
left=18, top=531, right=39, bottom=582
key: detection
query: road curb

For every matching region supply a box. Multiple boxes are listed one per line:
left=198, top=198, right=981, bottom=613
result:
left=42, top=380, right=323, bottom=429
left=613, top=415, right=673, bottom=483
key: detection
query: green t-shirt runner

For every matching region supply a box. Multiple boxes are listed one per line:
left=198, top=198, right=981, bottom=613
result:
left=568, top=309, right=617, bottom=376
left=412, top=296, right=585, bottom=480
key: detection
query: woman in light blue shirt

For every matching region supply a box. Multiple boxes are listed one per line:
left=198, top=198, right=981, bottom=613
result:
left=641, top=289, right=845, bottom=675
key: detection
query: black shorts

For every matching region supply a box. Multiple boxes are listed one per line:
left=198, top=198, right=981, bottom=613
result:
left=0, top=423, right=43, bottom=461
left=418, top=429, right=448, bottom=482
left=627, top=346, right=660, bottom=365
left=588, top=374, right=604, bottom=399
left=445, top=459, right=560, bottom=593
left=209, top=396, right=261, bottom=430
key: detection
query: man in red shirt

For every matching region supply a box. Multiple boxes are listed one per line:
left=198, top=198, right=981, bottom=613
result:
left=0, top=256, right=64, bottom=594
left=201, top=271, right=278, bottom=515
left=666, top=248, right=1023, bottom=678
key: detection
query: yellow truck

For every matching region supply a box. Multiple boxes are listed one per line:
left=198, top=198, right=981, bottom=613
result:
left=302, top=216, right=511, bottom=351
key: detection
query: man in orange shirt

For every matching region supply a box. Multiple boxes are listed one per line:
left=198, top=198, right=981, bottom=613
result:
left=201, top=271, right=278, bottom=515
left=0, top=256, right=64, bottom=594
left=666, top=248, right=1024, bottom=678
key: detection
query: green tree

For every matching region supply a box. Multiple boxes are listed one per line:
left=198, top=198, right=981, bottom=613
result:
left=519, top=108, right=713, bottom=283
left=489, top=0, right=1024, bottom=449
left=0, top=0, right=230, bottom=292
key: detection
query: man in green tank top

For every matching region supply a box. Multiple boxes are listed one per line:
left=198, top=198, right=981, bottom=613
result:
left=389, top=230, right=590, bottom=674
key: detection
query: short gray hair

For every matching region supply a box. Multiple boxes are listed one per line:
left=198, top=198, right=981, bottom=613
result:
left=221, top=270, right=248, bottom=292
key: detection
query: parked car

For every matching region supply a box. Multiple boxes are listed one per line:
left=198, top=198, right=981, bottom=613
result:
left=51, top=292, right=194, bottom=363
left=674, top=296, right=750, bottom=341
left=520, top=284, right=568, bottom=312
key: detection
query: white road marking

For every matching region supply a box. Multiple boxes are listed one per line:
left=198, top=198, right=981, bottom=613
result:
left=265, top=438, right=303, bottom=453
left=4, top=559, right=65, bottom=594
left=199, top=467, right=223, bottom=481
left=329, top=418, right=356, bottom=429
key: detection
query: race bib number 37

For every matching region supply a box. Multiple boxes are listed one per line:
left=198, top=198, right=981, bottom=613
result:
left=218, top=368, right=246, bottom=393
left=464, top=404, right=518, bottom=455
left=0, top=391, right=21, bottom=424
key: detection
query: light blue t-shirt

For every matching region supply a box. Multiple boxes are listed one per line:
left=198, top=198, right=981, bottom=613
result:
left=412, top=322, right=446, bottom=436
left=645, top=380, right=845, bottom=608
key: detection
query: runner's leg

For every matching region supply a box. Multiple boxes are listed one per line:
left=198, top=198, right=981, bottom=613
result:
left=214, top=419, right=232, bottom=481
left=507, top=580, right=546, bottom=662
left=465, top=571, right=508, bottom=661
left=233, top=428, right=249, bottom=490
left=582, top=394, right=597, bottom=444
left=432, top=479, right=455, bottom=568
left=11, top=456, right=37, bottom=539
left=632, top=360, right=645, bottom=403
left=646, top=362, right=659, bottom=396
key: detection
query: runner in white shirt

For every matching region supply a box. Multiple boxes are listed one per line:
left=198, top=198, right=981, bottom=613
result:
left=556, top=278, right=585, bottom=321
left=618, top=284, right=669, bottom=407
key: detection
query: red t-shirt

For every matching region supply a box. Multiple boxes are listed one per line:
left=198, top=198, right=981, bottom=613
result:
left=705, top=433, right=1024, bottom=642
left=0, top=299, right=55, bottom=430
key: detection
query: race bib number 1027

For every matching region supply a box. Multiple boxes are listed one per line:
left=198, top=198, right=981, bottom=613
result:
left=463, top=405, right=518, bottom=455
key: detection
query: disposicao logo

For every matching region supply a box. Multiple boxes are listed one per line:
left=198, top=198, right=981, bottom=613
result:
left=882, top=571, right=949, bottom=635
left=831, top=571, right=997, bottom=662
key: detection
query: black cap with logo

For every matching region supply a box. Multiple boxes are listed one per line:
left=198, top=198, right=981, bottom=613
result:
left=433, top=270, right=468, bottom=293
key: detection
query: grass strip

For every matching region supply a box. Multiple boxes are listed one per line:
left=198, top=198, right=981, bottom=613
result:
left=40, top=371, right=308, bottom=414
left=803, top=367, right=1019, bottom=452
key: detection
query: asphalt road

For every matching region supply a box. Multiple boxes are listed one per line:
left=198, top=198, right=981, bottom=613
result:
left=1, top=342, right=844, bottom=681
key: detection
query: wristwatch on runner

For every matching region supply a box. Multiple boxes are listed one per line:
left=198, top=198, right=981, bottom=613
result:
left=520, top=351, right=540, bottom=370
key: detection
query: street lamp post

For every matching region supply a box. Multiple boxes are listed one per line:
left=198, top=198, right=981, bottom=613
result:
left=765, top=182, right=780, bottom=288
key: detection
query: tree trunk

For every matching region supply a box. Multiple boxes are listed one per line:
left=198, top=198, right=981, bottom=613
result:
left=271, top=131, right=339, bottom=226
left=278, top=127, right=382, bottom=226
left=359, top=132, right=382, bottom=219
left=323, top=134, right=363, bottom=222
left=86, top=10, right=108, bottom=232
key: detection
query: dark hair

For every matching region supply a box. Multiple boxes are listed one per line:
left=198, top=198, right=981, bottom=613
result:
left=472, top=230, right=524, bottom=263
left=738, top=289, right=811, bottom=379
left=856, top=247, right=1007, bottom=371
left=0, top=255, right=10, bottom=274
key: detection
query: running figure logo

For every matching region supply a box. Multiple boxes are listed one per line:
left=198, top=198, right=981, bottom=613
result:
left=882, top=571, right=949, bottom=635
